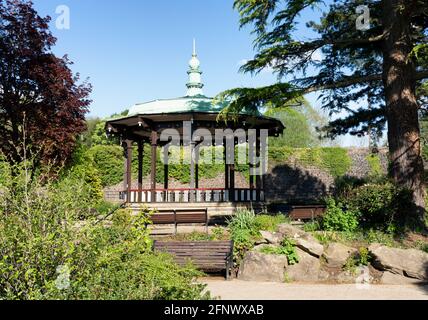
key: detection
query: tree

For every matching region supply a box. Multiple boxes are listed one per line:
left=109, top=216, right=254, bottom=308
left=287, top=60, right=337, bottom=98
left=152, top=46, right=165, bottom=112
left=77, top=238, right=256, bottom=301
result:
left=266, top=97, right=326, bottom=147
left=0, top=0, right=91, bottom=169
left=218, top=0, right=428, bottom=225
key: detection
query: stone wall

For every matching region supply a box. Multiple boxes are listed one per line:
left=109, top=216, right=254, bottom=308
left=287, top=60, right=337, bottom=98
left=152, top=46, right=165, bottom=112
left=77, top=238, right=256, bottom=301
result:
left=264, top=148, right=388, bottom=203
left=104, top=147, right=389, bottom=204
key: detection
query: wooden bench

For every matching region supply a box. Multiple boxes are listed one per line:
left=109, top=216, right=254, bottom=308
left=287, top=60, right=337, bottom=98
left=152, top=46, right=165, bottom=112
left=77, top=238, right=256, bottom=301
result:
left=153, top=240, right=234, bottom=280
left=148, top=208, right=208, bottom=234
left=289, top=205, right=326, bottom=221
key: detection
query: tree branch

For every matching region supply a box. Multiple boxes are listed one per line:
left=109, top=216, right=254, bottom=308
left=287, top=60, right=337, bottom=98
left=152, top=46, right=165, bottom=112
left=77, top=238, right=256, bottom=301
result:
left=297, top=71, right=428, bottom=95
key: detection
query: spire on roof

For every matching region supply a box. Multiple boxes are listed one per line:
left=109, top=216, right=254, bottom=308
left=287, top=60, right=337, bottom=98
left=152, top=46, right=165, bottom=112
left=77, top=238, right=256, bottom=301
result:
left=186, top=39, right=204, bottom=96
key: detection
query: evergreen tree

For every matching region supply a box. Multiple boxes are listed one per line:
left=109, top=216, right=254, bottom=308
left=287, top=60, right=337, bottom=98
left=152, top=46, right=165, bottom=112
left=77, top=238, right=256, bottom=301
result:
left=218, top=0, right=428, bottom=224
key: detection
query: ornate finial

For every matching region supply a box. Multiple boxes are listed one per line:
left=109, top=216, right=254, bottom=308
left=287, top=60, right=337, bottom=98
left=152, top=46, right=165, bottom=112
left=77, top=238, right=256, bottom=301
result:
left=186, top=39, right=204, bottom=96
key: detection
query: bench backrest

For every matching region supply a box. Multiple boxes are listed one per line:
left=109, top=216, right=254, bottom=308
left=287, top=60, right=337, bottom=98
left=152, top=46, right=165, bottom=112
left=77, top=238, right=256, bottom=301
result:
left=153, top=240, right=233, bottom=268
left=149, top=208, right=208, bottom=225
left=289, top=205, right=326, bottom=220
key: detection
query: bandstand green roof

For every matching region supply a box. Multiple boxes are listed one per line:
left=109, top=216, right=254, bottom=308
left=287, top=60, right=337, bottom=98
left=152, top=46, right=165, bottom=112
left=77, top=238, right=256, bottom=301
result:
left=105, top=40, right=284, bottom=138
left=125, top=95, right=260, bottom=117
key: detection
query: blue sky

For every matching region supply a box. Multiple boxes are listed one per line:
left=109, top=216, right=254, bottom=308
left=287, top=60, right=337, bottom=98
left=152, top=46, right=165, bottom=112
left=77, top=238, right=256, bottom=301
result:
left=32, top=0, right=371, bottom=146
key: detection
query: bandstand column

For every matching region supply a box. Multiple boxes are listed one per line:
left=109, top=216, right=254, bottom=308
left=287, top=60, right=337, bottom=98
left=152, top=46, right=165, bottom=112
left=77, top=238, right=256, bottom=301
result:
left=256, top=135, right=262, bottom=201
left=163, top=145, right=169, bottom=201
left=125, top=139, right=133, bottom=204
left=190, top=139, right=196, bottom=202
left=224, top=140, right=229, bottom=190
left=150, top=130, right=158, bottom=202
left=137, top=140, right=143, bottom=203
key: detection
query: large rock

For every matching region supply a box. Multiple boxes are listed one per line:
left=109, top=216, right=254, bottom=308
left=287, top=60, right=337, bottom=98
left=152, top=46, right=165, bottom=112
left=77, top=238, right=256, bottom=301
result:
left=286, top=248, right=320, bottom=282
left=277, top=223, right=324, bottom=257
left=323, top=243, right=358, bottom=268
left=380, top=271, right=425, bottom=285
left=259, top=230, right=283, bottom=245
left=238, top=251, right=288, bottom=282
left=369, top=244, right=428, bottom=280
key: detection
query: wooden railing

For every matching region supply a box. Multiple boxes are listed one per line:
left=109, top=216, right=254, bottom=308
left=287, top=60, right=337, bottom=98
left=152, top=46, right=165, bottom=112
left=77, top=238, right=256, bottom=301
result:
left=121, top=188, right=265, bottom=203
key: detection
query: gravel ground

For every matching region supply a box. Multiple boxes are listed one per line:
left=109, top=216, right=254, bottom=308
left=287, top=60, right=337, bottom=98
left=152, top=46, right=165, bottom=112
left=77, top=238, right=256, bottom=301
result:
left=202, top=278, right=428, bottom=300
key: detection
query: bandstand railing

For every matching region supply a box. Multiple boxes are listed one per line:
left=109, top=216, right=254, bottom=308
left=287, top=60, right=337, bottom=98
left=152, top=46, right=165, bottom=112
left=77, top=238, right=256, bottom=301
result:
left=120, top=188, right=265, bottom=203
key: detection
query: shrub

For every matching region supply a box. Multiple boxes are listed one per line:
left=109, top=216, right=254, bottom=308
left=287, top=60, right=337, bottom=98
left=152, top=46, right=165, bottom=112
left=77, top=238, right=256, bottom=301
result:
left=303, top=220, right=321, bottom=232
left=88, top=145, right=124, bottom=187
left=0, top=165, right=209, bottom=300
left=254, top=214, right=288, bottom=232
left=321, top=198, right=359, bottom=232
left=345, top=182, right=413, bottom=230
left=227, top=210, right=259, bottom=267
left=258, top=238, right=299, bottom=265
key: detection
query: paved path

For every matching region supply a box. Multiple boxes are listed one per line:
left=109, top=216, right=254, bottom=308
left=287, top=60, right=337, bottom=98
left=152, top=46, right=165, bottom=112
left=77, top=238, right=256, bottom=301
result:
left=202, top=279, right=428, bottom=300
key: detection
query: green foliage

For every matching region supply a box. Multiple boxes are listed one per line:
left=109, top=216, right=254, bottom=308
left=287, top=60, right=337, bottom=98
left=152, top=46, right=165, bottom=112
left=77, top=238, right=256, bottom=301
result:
left=279, top=238, right=299, bottom=265
left=268, top=147, right=294, bottom=162
left=268, top=147, right=351, bottom=177
left=344, top=182, right=413, bottom=231
left=357, top=247, right=371, bottom=266
left=0, top=165, right=209, bottom=300
left=343, top=247, right=371, bottom=274
left=80, top=117, right=102, bottom=148
left=67, top=146, right=104, bottom=204
left=254, top=214, right=288, bottom=232
left=366, top=154, right=383, bottom=177
left=266, top=97, right=326, bottom=149
left=259, top=238, right=299, bottom=265
left=321, top=198, right=359, bottom=232
left=313, top=229, right=396, bottom=247
left=88, top=145, right=124, bottom=187
left=303, top=221, right=321, bottom=232
left=227, top=209, right=260, bottom=267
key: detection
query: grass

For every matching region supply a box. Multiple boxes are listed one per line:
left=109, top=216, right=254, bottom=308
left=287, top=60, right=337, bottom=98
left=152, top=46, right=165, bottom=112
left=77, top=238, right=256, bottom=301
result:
left=254, top=214, right=289, bottom=232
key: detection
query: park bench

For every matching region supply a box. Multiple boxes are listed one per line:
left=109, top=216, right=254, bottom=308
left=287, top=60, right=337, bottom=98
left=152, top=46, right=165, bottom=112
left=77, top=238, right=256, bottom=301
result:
left=153, top=240, right=234, bottom=280
left=289, top=204, right=326, bottom=221
left=148, top=208, right=208, bottom=234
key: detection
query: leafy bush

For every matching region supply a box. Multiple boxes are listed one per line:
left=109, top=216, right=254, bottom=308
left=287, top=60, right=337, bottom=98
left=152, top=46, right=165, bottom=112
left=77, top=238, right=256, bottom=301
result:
left=88, top=145, right=124, bottom=187
left=303, top=220, right=321, bottom=232
left=67, top=146, right=104, bottom=205
left=0, top=165, right=209, bottom=300
left=366, top=154, right=383, bottom=177
left=321, top=198, right=359, bottom=232
left=259, top=238, right=299, bottom=265
left=227, top=210, right=260, bottom=267
left=254, top=214, right=288, bottom=232
left=345, top=182, right=413, bottom=230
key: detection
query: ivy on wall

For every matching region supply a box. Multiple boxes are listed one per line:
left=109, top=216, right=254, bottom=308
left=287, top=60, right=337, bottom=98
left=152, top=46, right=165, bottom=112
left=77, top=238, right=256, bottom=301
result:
left=88, top=144, right=352, bottom=187
left=269, top=147, right=352, bottom=177
left=366, top=154, right=383, bottom=177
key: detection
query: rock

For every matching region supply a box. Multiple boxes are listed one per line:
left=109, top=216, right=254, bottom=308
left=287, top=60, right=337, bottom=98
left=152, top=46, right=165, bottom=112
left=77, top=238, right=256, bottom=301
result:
left=380, top=271, right=426, bottom=285
left=259, top=230, right=283, bottom=245
left=286, top=248, right=320, bottom=282
left=253, top=244, right=276, bottom=251
left=277, top=223, right=308, bottom=238
left=369, top=244, right=428, bottom=280
left=323, top=243, right=358, bottom=268
left=277, top=223, right=324, bottom=257
left=238, top=251, right=288, bottom=282
left=254, top=238, right=268, bottom=245
left=319, top=265, right=375, bottom=284
left=294, top=238, right=324, bottom=258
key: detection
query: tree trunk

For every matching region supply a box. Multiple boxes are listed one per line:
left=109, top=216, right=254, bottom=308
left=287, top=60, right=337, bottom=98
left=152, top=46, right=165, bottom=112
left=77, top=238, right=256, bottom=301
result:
left=382, top=0, right=426, bottom=226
